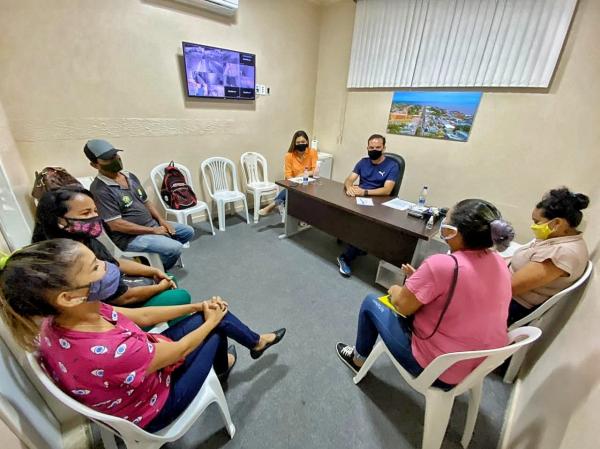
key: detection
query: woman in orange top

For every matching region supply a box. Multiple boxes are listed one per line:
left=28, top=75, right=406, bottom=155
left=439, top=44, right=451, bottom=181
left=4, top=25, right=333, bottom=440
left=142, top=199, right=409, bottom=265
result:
left=259, top=130, right=317, bottom=216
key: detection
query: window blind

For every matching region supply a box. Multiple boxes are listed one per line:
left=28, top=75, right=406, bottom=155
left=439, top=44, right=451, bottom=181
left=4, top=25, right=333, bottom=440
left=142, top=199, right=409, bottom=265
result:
left=347, top=0, right=577, bottom=88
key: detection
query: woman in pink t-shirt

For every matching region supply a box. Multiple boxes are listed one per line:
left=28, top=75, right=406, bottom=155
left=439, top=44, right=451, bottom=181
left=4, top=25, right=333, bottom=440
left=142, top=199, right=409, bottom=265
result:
left=336, top=199, right=515, bottom=387
left=0, top=239, right=285, bottom=431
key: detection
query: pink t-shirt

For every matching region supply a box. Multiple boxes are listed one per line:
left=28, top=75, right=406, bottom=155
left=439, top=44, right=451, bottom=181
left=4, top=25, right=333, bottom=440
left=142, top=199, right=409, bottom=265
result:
left=406, top=250, right=511, bottom=385
left=38, top=304, right=178, bottom=428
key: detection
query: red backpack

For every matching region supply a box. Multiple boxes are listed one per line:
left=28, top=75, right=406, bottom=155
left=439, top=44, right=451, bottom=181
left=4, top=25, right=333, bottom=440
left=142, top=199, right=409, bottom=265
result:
left=160, top=162, right=197, bottom=210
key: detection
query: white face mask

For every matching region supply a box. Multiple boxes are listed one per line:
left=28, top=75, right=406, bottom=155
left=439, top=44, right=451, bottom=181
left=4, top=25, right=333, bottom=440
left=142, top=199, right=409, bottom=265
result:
left=439, top=219, right=458, bottom=241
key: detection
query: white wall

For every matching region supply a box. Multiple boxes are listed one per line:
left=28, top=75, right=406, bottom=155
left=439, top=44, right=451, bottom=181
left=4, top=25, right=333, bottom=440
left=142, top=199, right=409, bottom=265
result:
left=313, top=0, right=599, bottom=239
left=313, top=1, right=600, bottom=448
left=0, top=0, right=321, bottom=206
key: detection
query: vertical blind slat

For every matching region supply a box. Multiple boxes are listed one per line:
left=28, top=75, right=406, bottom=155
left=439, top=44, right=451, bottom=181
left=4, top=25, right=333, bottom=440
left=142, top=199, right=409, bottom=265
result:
left=347, top=0, right=577, bottom=88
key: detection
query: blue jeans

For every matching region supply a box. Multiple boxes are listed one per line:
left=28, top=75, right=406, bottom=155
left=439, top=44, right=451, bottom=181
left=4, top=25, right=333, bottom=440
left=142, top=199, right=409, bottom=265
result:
left=354, top=294, right=454, bottom=390
left=274, top=189, right=287, bottom=205
left=341, top=244, right=366, bottom=264
left=126, top=222, right=194, bottom=270
left=145, top=311, right=260, bottom=432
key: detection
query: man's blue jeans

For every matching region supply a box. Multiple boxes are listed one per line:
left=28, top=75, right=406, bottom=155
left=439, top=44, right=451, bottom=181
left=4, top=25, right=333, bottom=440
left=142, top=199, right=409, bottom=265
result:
left=126, top=222, right=194, bottom=270
left=354, top=294, right=454, bottom=390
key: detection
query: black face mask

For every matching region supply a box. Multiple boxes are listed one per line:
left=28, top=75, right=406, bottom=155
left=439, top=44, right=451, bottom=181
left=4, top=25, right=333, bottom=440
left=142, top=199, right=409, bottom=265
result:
left=368, top=150, right=383, bottom=160
left=101, top=157, right=123, bottom=173
left=295, top=143, right=308, bottom=152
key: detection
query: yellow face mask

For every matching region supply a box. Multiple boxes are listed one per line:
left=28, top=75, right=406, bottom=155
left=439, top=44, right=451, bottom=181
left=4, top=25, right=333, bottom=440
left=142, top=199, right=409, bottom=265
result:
left=530, top=221, right=554, bottom=240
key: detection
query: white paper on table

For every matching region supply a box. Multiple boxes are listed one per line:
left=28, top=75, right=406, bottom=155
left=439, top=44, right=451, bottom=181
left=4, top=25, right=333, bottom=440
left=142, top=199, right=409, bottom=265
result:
left=288, top=176, right=317, bottom=184
left=382, top=198, right=415, bottom=211
left=356, top=197, right=374, bottom=206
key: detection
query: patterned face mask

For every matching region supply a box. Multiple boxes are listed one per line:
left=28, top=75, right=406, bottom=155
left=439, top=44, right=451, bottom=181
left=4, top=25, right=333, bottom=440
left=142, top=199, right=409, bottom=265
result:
left=63, top=216, right=103, bottom=239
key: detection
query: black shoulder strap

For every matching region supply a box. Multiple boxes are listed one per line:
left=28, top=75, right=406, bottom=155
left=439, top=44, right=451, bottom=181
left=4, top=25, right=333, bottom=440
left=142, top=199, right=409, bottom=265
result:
left=414, top=254, right=459, bottom=341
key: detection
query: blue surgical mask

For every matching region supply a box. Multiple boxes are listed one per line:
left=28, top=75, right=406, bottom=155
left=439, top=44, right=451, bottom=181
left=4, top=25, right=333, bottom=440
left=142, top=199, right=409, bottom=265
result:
left=87, top=262, right=121, bottom=301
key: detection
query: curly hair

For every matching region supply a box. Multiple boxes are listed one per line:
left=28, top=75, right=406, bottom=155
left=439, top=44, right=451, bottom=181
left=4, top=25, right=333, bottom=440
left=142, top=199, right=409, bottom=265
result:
left=537, top=187, right=589, bottom=228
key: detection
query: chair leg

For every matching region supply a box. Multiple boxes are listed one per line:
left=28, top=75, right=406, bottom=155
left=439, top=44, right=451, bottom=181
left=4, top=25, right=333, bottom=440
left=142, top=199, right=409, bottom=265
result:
left=217, top=201, right=226, bottom=231
left=206, top=208, right=216, bottom=235
left=422, top=389, right=455, bottom=449
left=253, top=193, right=260, bottom=223
left=503, top=347, right=528, bottom=383
left=353, top=340, right=386, bottom=384
left=461, top=382, right=483, bottom=448
left=99, top=427, right=119, bottom=449
left=243, top=197, right=250, bottom=224
left=207, top=372, right=236, bottom=439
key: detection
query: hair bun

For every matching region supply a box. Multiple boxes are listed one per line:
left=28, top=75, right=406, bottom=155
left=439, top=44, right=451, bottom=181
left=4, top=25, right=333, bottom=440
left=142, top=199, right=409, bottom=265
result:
left=490, top=219, right=515, bottom=252
left=573, top=193, right=590, bottom=211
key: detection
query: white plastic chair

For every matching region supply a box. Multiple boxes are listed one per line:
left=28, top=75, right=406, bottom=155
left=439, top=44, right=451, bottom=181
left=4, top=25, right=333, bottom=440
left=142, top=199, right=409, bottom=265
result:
left=353, top=326, right=542, bottom=449
left=150, top=163, right=215, bottom=235
left=240, top=152, right=278, bottom=223
left=27, top=353, right=235, bottom=449
left=201, top=157, right=250, bottom=231
left=97, top=229, right=165, bottom=272
left=503, top=260, right=593, bottom=383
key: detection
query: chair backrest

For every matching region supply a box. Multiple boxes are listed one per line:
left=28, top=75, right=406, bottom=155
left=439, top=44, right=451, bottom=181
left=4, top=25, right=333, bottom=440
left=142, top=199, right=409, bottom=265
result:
left=25, top=352, right=155, bottom=443
left=508, top=260, right=593, bottom=330
left=200, top=157, right=239, bottom=197
left=150, top=162, right=195, bottom=211
left=240, top=152, right=269, bottom=185
left=413, top=326, right=542, bottom=393
left=384, top=153, right=405, bottom=197
left=77, top=176, right=95, bottom=190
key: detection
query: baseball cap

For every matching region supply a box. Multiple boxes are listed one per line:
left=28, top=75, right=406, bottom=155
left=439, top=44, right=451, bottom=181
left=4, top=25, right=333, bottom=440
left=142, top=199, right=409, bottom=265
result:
left=83, top=139, right=123, bottom=161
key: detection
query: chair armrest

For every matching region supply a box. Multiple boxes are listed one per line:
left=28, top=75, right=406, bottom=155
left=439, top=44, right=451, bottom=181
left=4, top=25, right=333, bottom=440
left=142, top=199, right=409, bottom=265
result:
left=122, top=251, right=165, bottom=271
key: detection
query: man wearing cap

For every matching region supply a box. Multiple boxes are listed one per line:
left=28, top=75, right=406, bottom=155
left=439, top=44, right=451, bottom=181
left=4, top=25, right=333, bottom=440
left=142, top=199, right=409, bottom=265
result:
left=85, top=139, right=194, bottom=270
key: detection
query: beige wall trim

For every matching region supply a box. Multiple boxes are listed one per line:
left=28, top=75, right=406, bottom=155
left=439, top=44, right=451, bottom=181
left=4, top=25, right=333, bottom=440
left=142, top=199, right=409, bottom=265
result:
left=11, top=118, right=247, bottom=143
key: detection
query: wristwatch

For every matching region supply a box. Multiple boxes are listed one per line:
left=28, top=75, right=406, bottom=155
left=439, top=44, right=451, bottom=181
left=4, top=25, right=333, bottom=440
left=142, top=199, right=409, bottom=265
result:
left=364, top=189, right=369, bottom=196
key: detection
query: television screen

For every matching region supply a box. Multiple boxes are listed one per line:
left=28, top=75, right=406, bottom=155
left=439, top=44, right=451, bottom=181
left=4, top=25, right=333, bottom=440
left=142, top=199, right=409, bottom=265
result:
left=183, top=42, right=255, bottom=100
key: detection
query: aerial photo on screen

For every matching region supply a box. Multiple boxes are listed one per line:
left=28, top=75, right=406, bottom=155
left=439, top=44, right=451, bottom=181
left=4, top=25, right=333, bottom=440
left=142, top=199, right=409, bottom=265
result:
left=183, top=42, right=255, bottom=100
left=387, top=91, right=482, bottom=142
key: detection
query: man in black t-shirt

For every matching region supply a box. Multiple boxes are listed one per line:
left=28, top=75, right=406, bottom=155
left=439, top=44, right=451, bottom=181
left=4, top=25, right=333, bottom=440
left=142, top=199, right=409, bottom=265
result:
left=85, top=139, right=194, bottom=270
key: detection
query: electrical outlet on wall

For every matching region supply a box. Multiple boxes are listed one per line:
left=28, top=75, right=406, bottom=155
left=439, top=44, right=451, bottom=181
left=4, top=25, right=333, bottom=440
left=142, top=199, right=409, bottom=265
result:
left=255, top=84, right=270, bottom=96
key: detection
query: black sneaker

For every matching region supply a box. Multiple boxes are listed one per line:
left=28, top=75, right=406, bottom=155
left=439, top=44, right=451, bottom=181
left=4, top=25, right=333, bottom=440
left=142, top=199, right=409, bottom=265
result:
left=336, top=342, right=361, bottom=374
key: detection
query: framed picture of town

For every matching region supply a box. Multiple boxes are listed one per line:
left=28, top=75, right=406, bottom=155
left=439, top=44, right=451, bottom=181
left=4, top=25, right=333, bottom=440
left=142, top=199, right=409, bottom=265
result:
left=387, top=91, right=482, bottom=142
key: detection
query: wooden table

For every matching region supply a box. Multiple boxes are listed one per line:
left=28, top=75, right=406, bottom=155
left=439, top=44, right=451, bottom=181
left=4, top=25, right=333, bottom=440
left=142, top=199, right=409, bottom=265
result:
left=276, top=178, right=440, bottom=267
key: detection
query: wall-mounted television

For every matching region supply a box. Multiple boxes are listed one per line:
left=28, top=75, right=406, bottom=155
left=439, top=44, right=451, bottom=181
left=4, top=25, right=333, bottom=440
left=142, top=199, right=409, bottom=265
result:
left=183, top=42, right=255, bottom=100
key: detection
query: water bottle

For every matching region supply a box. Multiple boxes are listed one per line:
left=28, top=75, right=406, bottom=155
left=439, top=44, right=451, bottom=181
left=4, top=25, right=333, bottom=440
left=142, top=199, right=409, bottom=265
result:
left=313, top=161, right=321, bottom=179
left=418, top=186, right=428, bottom=207
left=426, top=213, right=435, bottom=230
left=302, top=167, right=309, bottom=185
